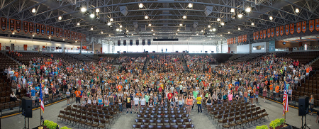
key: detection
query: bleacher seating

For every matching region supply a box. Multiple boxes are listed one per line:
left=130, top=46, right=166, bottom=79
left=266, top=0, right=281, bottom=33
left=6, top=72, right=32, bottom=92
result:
left=0, top=53, right=19, bottom=72
left=233, top=53, right=264, bottom=62
left=284, top=51, right=319, bottom=65
left=11, top=52, right=48, bottom=65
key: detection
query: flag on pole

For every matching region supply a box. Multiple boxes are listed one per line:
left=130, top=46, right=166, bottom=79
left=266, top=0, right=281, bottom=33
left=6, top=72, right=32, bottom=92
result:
left=283, top=81, right=289, bottom=115
left=39, top=83, right=44, bottom=113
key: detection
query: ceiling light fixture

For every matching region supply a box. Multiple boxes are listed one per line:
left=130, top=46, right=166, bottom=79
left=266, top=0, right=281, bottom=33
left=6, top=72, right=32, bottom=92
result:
left=148, top=23, right=151, bottom=27
left=144, top=15, right=149, bottom=19
left=208, top=25, right=211, bottom=28
left=188, top=3, right=193, bottom=8
left=116, top=28, right=119, bottom=31
left=177, top=29, right=179, bottom=31
left=120, top=25, right=122, bottom=28
left=217, top=18, right=221, bottom=21
left=220, top=22, right=225, bottom=26
left=245, top=7, right=251, bottom=13
left=90, top=13, right=95, bottom=18
left=58, top=16, right=62, bottom=20
left=139, top=3, right=143, bottom=8
left=77, top=22, right=80, bottom=26
left=151, top=29, right=153, bottom=31
left=201, top=30, right=203, bottom=32
left=110, top=18, right=113, bottom=21
left=32, top=8, right=36, bottom=13
left=131, top=34, right=133, bottom=36
left=32, top=35, right=35, bottom=37
left=196, top=33, right=199, bottom=35
left=269, top=16, right=273, bottom=20
left=153, top=33, right=155, bottom=35
left=230, top=8, right=235, bottom=13
left=96, top=8, right=100, bottom=13
left=212, top=28, right=216, bottom=31
left=12, top=32, right=15, bottom=35
left=80, top=7, right=87, bottom=12
left=179, top=24, right=183, bottom=26
left=75, top=41, right=77, bottom=43
left=101, top=31, right=103, bottom=34
left=63, top=38, right=65, bottom=41
left=228, top=31, right=230, bottom=34
left=49, top=36, right=51, bottom=39
left=126, top=30, right=129, bottom=32
left=295, top=8, right=299, bottom=13
left=91, top=27, right=93, bottom=30
left=209, top=29, right=212, bottom=32
left=251, top=22, right=255, bottom=26
left=183, top=15, right=187, bottom=19
left=107, top=22, right=111, bottom=26
left=238, top=27, right=241, bottom=30
left=237, top=13, right=243, bottom=18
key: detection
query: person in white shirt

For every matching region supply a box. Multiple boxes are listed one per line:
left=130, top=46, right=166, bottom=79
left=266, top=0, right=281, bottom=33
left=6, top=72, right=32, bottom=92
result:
left=44, top=86, right=49, bottom=104
left=140, top=95, right=146, bottom=107
left=133, top=96, right=140, bottom=113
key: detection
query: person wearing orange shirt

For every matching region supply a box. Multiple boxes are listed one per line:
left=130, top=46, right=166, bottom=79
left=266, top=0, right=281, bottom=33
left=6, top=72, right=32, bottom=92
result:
left=275, top=85, right=280, bottom=99
left=186, top=95, right=193, bottom=114
left=75, top=88, right=81, bottom=104
left=117, top=85, right=123, bottom=92
left=306, top=67, right=310, bottom=76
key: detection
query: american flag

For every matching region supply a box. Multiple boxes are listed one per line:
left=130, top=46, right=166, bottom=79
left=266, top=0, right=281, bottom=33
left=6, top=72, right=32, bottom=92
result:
left=283, top=81, right=289, bottom=115
left=39, top=83, right=44, bottom=112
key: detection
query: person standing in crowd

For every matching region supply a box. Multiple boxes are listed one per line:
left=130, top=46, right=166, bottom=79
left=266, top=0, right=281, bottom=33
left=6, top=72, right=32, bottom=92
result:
left=196, top=94, right=202, bottom=113
left=75, top=88, right=81, bottom=105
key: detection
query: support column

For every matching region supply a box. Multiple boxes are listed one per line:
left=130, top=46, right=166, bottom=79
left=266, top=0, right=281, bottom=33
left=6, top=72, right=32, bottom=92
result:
left=92, top=42, right=94, bottom=54
left=80, top=41, right=82, bottom=54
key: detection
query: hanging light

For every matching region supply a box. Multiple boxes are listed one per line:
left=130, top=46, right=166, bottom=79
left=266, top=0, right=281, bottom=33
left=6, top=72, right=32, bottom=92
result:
left=58, top=16, right=62, bottom=20
left=176, top=33, right=178, bottom=35
left=177, top=29, right=180, bottom=31
left=131, top=34, right=133, bottom=36
left=245, top=7, right=251, bottom=13
left=208, top=25, right=211, bottom=28
left=107, top=22, right=111, bottom=26
left=209, top=29, right=212, bottom=32
left=295, top=8, right=300, bottom=13
left=119, top=29, right=122, bottom=32
left=153, top=33, right=155, bottom=35
left=96, top=8, right=100, bottom=13
left=12, top=32, right=15, bottom=35
left=220, top=22, right=225, bottom=26
left=126, top=30, right=129, bottom=32
left=251, top=22, right=255, bottom=26
left=151, top=29, right=153, bottom=31
left=183, top=15, right=187, bottom=19
left=75, top=41, right=77, bottom=43
left=32, top=8, right=36, bottom=13
left=269, top=16, right=273, bottom=20
left=228, top=31, right=230, bottom=34
left=144, top=15, right=149, bottom=19
left=217, top=18, right=221, bottom=21
left=110, top=18, right=113, bottom=21
left=188, top=3, right=193, bottom=8
left=120, top=25, right=122, bottom=28
left=220, top=34, right=222, bottom=36
left=101, top=31, right=103, bottom=34
left=238, top=27, right=241, bottom=30
left=212, top=28, right=216, bottom=31
left=179, top=24, right=183, bottom=26
left=230, top=8, right=235, bottom=13
left=77, top=22, right=80, bottom=26
left=49, top=36, right=51, bottom=39
left=237, top=13, right=243, bottom=18
left=90, top=13, right=95, bottom=18
left=201, top=30, right=203, bottom=32
left=148, top=23, right=152, bottom=27
left=139, top=3, right=144, bottom=8
left=63, top=38, right=65, bottom=41
left=196, top=33, right=199, bottom=35
left=116, top=28, right=119, bottom=31
left=91, top=27, right=94, bottom=30
left=80, top=7, right=87, bottom=12
left=32, top=34, right=35, bottom=37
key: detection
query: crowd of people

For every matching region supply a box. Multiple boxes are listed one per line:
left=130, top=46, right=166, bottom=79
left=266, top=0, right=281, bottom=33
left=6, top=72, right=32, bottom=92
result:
left=4, top=53, right=316, bottom=117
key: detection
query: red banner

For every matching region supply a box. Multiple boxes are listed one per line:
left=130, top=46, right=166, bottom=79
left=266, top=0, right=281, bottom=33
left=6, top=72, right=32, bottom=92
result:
left=1, top=17, right=7, bottom=31
left=253, top=32, right=256, bottom=40
left=271, top=28, right=274, bottom=37
left=276, top=27, right=279, bottom=36
left=56, top=28, right=59, bottom=37
left=309, top=20, right=314, bottom=32
left=64, top=30, right=67, bottom=39
left=267, top=29, right=270, bottom=38
left=316, top=19, right=319, bottom=31
left=285, top=24, right=289, bottom=35
left=50, top=26, right=54, bottom=36
left=280, top=26, right=284, bottom=36
left=36, top=23, right=40, bottom=35
left=23, top=21, right=28, bottom=34
left=290, top=23, right=294, bottom=35
left=9, top=19, right=15, bottom=32
left=41, top=24, right=45, bottom=35
left=256, top=31, right=259, bottom=40
left=263, top=30, right=266, bottom=39
left=67, top=30, right=70, bottom=39
left=59, top=28, right=63, bottom=38
left=234, top=37, right=236, bottom=44
left=297, top=22, right=301, bottom=33
left=260, top=30, right=263, bottom=39
left=15, top=20, right=21, bottom=33
left=302, top=21, right=306, bottom=33
left=46, top=25, right=50, bottom=36
left=29, top=22, right=34, bottom=34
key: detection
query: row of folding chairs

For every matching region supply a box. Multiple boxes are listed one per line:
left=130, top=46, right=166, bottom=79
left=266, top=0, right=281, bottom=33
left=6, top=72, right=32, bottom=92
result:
left=132, top=124, right=195, bottom=129
left=135, top=119, right=192, bottom=125
left=139, top=110, right=187, bottom=115
left=137, top=114, right=189, bottom=120
left=218, top=109, right=269, bottom=129
left=213, top=107, right=262, bottom=123
left=58, top=112, right=109, bottom=129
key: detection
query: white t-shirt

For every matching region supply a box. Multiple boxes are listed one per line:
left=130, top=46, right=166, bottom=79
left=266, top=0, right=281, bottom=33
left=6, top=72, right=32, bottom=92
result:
left=133, top=97, right=139, bottom=105
left=44, top=88, right=49, bottom=94
left=140, top=98, right=146, bottom=106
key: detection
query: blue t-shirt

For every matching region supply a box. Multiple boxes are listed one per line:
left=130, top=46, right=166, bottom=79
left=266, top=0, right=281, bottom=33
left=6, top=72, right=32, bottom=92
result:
left=31, top=89, right=36, bottom=96
left=35, top=86, right=40, bottom=92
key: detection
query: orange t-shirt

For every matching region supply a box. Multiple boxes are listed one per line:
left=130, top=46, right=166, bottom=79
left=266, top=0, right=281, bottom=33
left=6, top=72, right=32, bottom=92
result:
left=275, top=86, right=279, bottom=93
left=14, top=72, right=19, bottom=77
left=75, top=91, right=81, bottom=97
left=117, top=85, right=123, bottom=91
left=136, top=93, right=142, bottom=97
left=187, top=99, right=193, bottom=105
left=228, top=84, right=232, bottom=89
left=306, top=68, right=310, bottom=73
left=269, top=85, right=273, bottom=91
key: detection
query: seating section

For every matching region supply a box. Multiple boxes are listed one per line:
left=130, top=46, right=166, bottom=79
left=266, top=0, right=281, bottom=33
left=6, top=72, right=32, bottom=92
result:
left=227, top=54, right=248, bottom=61
left=0, top=75, right=22, bottom=112
left=0, top=53, right=19, bottom=72
left=233, top=53, right=264, bottom=62
left=57, top=104, right=119, bottom=128
left=284, top=51, right=319, bottom=65
left=10, top=52, right=48, bottom=65
left=294, top=72, right=319, bottom=107
left=133, top=106, right=194, bottom=129
left=43, top=53, right=79, bottom=63
left=207, top=100, right=269, bottom=129
left=68, top=54, right=98, bottom=62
